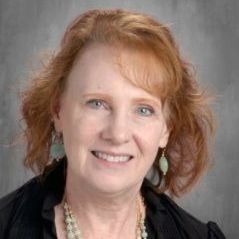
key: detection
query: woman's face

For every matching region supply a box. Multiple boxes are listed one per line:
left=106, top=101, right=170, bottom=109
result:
left=54, top=44, right=169, bottom=194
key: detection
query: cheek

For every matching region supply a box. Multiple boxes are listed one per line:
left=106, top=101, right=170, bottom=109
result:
left=136, top=121, right=164, bottom=159
left=144, top=119, right=165, bottom=139
left=60, top=106, right=102, bottom=151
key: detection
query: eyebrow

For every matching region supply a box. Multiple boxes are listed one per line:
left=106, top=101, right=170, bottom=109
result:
left=81, top=93, right=162, bottom=108
left=82, top=93, right=112, bottom=101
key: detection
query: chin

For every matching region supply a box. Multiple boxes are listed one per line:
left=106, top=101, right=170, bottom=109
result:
left=89, top=177, right=136, bottom=195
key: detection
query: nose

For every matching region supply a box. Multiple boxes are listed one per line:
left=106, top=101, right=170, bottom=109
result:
left=100, top=111, right=131, bottom=145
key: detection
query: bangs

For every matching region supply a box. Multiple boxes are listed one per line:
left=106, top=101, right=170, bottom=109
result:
left=113, top=44, right=174, bottom=104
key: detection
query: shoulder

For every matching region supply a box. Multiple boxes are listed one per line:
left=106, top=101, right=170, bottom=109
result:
left=160, top=193, right=226, bottom=238
left=0, top=176, right=44, bottom=236
left=0, top=159, right=66, bottom=238
left=142, top=179, right=226, bottom=238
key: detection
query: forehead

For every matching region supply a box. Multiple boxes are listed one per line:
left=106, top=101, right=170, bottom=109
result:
left=66, top=43, right=165, bottom=97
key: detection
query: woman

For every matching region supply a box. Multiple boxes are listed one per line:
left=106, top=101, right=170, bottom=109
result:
left=0, top=9, right=226, bottom=239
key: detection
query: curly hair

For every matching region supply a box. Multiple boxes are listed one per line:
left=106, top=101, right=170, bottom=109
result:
left=21, top=9, right=216, bottom=197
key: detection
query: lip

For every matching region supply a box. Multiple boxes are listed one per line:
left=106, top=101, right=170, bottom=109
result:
left=91, top=150, right=133, bottom=168
left=91, top=150, right=134, bottom=158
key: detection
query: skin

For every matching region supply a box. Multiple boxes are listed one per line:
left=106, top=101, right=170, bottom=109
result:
left=53, top=43, right=169, bottom=239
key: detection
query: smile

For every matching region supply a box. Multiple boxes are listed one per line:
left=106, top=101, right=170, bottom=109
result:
left=91, top=150, right=133, bottom=163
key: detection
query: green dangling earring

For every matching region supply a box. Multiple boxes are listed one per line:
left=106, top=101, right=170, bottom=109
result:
left=50, top=130, right=66, bottom=161
left=159, top=148, right=168, bottom=176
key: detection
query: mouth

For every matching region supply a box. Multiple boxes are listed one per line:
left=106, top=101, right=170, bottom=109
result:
left=91, top=150, right=133, bottom=163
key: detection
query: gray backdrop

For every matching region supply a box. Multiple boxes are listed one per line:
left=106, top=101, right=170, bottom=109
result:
left=0, top=0, right=238, bottom=238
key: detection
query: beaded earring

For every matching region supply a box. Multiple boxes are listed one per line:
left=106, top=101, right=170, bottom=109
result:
left=50, top=130, right=65, bottom=161
left=159, top=148, right=168, bottom=176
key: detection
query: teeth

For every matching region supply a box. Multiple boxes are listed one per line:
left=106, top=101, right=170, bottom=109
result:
left=94, top=151, right=131, bottom=162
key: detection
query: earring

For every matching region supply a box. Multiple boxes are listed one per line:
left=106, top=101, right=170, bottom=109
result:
left=50, top=130, right=65, bottom=161
left=159, top=148, right=168, bottom=176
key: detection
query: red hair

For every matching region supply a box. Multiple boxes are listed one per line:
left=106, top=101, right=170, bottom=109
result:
left=21, top=9, right=216, bottom=197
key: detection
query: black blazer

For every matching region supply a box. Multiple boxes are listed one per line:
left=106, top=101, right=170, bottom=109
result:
left=0, top=158, right=226, bottom=239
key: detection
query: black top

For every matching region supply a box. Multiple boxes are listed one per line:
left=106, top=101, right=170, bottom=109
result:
left=0, top=158, right=226, bottom=239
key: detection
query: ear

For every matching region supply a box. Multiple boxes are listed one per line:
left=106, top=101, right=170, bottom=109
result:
left=158, top=122, right=170, bottom=148
left=52, top=99, right=63, bottom=132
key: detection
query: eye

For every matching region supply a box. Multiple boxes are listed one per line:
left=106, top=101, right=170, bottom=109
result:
left=136, top=106, right=155, bottom=116
left=86, top=99, right=108, bottom=110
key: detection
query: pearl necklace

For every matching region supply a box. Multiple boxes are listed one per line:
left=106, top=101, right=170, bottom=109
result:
left=63, top=195, right=148, bottom=239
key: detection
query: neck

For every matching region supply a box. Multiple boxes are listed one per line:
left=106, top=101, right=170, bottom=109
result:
left=63, top=173, right=145, bottom=239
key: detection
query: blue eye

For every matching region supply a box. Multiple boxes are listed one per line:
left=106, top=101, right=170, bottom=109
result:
left=86, top=99, right=107, bottom=109
left=137, top=106, right=155, bottom=116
